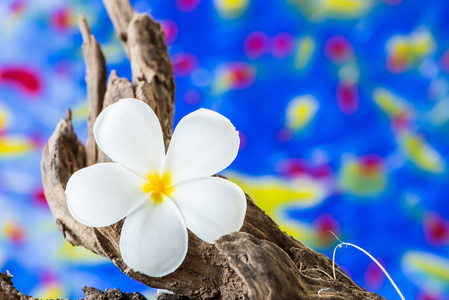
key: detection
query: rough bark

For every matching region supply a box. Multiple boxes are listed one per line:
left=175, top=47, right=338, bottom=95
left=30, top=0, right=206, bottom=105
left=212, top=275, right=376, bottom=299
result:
left=0, top=272, right=37, bottom=300
left=78, top=15, right=107, bottom=166
left=36, top=0, right=387, bottom=299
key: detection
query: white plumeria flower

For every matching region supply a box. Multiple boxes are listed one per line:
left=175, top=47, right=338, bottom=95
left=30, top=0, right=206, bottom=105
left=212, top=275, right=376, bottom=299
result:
left=65, top=98, right=246, bottom=277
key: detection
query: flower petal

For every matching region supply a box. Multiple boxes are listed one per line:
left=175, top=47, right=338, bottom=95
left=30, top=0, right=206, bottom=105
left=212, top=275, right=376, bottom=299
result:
left=66, top=163, right=147, bottom=227
left=120, top=196, right=188, bottom=277
left=164, top=109, right=240, bottom=184
left=171, top=177, right=246, bottom=244
left=94, top=98, right=166, bottom=178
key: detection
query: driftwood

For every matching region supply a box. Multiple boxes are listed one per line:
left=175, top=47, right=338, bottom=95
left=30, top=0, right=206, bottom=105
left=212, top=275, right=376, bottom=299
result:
left=32, top=0, right=387, bottom=299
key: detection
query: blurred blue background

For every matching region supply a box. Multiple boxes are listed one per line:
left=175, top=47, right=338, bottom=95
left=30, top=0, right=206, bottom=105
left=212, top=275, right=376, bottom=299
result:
left=1, top=0, right=449, bottom=299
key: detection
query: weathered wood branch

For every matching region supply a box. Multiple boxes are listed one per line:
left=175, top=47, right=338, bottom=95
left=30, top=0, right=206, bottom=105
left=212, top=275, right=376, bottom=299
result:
left=0, top=271, right=147, bottom=300
left=39, top=0, right=386, bottom=299
left=79, top=15, right=107, bottom=166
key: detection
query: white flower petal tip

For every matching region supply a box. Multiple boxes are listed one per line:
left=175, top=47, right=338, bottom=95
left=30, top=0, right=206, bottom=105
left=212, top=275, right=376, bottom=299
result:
left=93, top=98, right=166, bottom=178
left=171, top=177, right=247, bottom=244
left=120, top=197, right=188, bottom=277
left=65, top=163, right=147, bottom=228
left=164, top=108, right=241, bottom=184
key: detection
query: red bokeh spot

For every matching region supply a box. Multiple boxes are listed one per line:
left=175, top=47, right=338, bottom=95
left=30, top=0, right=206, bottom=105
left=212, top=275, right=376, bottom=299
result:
left=176, top=0, right=201, bottom=12
left=359, top=154, right=383, bottom=176
left=325, top=35, right=353, bottom=63
left=4, top=222, right=25, bottom=244
left=244, top=31, right=268, bottom=59
left=33, top=188, right=48, bottom=207
left=314, top=213, right=340, bottom=245
left=336, top=81, right=359, bottom=114
left=0, top=66, right=42, bottom=95
left=280, top=159, right=308, bottom=177
left=424, top=212, right=449, bottom=246
left=271, top=33, right=295, bottom=59
left=172, top=53, right=198, bottom=77
left=51, top=7, right=71, bottom=30
left=387, top=53, right=408, bottom=74
left=227, top=63, right=255, bottom=89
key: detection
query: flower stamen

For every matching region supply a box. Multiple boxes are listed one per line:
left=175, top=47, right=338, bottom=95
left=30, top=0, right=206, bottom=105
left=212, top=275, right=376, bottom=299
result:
left=143, top=173, right=174, bottom=204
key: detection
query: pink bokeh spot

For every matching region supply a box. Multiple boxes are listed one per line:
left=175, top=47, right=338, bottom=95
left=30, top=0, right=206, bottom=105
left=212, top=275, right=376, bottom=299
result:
left=161, top=19, right=178, bottom=44
left=176, top=0, right=201, bottom=12
left=271, top=32, right=295, bottom=59
left=51, top=7, right=72, bottom=30
left=440, top=50, right=449, bottom=73
left=359, top=154, right=383, bottom=177
left=172, top=52, right=198, bottom=77
left=226, top=63, right=256, bottom=89
left=33, top=188, right=48, bottom=207
left=364, top=259, right=385, bottom=291
left=325, top=35, right=353, bottom=63
left=336, top=81, right=359, bottom=114
left=315, top=213, right=341, bottom=245
left=244, top=31, right=268, bottom=59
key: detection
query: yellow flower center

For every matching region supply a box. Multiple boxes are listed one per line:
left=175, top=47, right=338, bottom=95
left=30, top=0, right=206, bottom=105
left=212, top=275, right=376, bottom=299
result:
left=143, top=173, right=174, bottom=204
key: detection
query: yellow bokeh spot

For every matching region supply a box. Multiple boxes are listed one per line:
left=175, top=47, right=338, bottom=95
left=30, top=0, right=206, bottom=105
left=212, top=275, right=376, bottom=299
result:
left=295, top=36, right=315, bottom=70
left=143, top=173, right=174, bottom=204
left=0, top=137, right=34, bottom=157
left=401, top=133, right=444, bottom=173
left=286, top=95, right=319, bottom=131
left=214, top=0, right=248, bottom=18
left=0, top=113, right=5, bottom=130
left=324, top=0, right=373, bottom=15
left=373, top=87, right=410, bottom=118
left=226, top=172, right=326, bottom=218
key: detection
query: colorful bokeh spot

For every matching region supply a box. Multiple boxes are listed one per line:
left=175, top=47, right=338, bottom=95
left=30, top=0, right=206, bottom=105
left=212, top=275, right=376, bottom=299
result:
left=325, top=35, right=353, bottom=63
left=403, top=252, right=449, bottom=293
left=373, top=87, right=414, bottom=131
left=423, top=212, right=449, bottom=247
left=212, top=62, right=255, bottom=94
left=386, top=27, right=435, bottom=73
left=339, top=154, right=386, bottom=197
